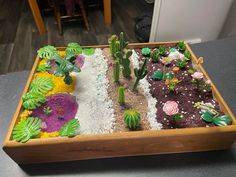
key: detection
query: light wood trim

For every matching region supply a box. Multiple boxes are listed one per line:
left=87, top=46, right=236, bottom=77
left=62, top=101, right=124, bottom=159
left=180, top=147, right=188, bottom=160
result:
left=28, top=0, right=46, bottom=34
left=103, top=0, right=112, bottom=25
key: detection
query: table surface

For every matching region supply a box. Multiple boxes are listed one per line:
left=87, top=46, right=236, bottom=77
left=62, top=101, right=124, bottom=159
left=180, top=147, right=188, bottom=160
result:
left=0, top=37, right=236, bottom=177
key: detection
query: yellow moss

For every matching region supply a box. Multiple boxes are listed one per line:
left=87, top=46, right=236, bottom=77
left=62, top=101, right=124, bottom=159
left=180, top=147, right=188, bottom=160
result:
left=34, top=72, right=75, bottom=95
left=38, top=131, right=59, bottom=138
left=39, top=58, right=48, bottom=65
left=58, top=50, right=65, bottom=57
left=20, top=110, right=32, bottom=120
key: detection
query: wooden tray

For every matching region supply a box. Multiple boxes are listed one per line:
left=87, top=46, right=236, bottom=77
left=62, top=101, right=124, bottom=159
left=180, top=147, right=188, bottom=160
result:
left=3, top=42, right=236, bottom=164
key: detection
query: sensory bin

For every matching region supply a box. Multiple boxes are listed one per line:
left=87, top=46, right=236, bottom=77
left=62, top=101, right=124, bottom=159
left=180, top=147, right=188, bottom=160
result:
left=10, top=32, right=234, bottom=144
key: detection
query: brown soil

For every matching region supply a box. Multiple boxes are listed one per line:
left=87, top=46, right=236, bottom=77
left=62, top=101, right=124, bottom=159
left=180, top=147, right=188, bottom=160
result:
left=103, top=48, right=150, bottom=132
left=135, top=49, right=223, bottom=129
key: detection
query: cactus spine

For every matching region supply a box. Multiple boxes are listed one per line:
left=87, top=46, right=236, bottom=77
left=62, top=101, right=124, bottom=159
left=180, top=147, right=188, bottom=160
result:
left=113, top=60, right=120, bottom=83
left=118, top=86, right=125, bottom=105
left=132, top=58, right=148, bottom=91
left=124, top=109, right=141, bottom=130
left=116, top=50, right=132, bottom=79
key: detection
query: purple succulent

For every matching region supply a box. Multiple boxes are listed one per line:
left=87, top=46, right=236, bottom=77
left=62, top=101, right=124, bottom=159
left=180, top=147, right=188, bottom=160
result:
left=31, top=93, right=78, bottom=132
left=75, top=55, right=85, bottom=68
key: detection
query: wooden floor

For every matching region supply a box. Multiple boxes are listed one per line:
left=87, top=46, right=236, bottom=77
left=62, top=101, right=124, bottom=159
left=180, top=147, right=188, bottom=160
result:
left=0, top=0, right=153, bottom=74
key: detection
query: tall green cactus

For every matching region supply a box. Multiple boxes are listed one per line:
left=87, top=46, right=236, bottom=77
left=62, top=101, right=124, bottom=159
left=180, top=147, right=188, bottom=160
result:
left=132, top=58, right=148, bottom=91
left=116, top=50, right=132, bottom=79
left=113, top=60, right=120, bottom=83
left=118, top=86, right=125, bottom=105
left=109, top=35, right=117, bottom=56
left=119, top=32, right=128, bottom=52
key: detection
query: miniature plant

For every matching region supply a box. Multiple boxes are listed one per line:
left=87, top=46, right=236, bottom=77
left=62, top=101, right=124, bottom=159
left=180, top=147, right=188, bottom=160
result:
left=161, top=57, right=172, bottom=66
left=59, top=119, right=80, bottom=137
left=43, top=106, right=52, bottom=115
left=116, top=50, right=132, bottom=79
left=184, top=51, right=191, bottom=60
left=22, top=92, right=46, bottom=110
left=82, top=48, right=95, bottom=56
left=118, top=86, right=125, bottom=105
left=158, top=46, right=167, bottom=56
left=36, top=63, right=51, bottom=72
left=162, top=72, right=174, bottom=81
left=176, top=60, right=187, bottom=69
left=141, top=47, right=151, bottom=57
left=194, top=102, right=232, bottom=126
left=37, top=45, right=57, bottom=59
left=65, top=42, right=82, bottom=55
left=165, top=78, right=181, bottom=91
left=133, top=58, right=148, bottom=91
left=113, top=60, right=120, bottom=82
left=30, top=77, right=54, bottom=95
left=172, top=66, right=180, bottom=73
left=151, top=50, right=160, bottom=62
left=109, top=32, right=128, bottom=57
left=124, top=109, right=141, bottom=130
left=163, top=101, right=184, bottom=122
left=52, top=52, right=81, bottom=85
left=152, top=70, right=163, bottom=80
left=177, top=41, right=186, bottom=52
left=191, top=72, right=211, bottom=91
left=13, top=117, right=41, bottom=143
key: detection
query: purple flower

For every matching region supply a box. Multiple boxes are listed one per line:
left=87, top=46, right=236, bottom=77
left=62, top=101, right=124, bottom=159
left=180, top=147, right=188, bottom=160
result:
left=31, top=93, right=78, bottom=132
left=75, top=55, right=85, bottom=68
left=48, top=60, right=56, bottom=74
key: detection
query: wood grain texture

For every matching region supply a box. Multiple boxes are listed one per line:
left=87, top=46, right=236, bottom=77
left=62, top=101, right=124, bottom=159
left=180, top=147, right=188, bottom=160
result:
left=3, top=42, right=236, bottom=164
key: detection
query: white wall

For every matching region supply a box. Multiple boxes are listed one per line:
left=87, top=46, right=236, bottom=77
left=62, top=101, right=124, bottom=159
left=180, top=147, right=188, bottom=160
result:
left=150, top=0, right=233, bottom=42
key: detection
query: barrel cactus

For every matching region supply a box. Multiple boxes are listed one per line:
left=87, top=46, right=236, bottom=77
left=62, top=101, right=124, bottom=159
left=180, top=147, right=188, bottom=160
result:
left=124, top=109, right=141, bottom=130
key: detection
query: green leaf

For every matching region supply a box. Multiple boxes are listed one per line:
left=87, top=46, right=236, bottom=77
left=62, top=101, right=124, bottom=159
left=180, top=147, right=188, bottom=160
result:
left=213, top=115, right=232, bottom=126
left=82, top=48, right=95, bottom=56
left=176, top=60, right=187, bottom=68
left=30, top=77, right=54, bottom=95
left=59, top=119, right=80, bottom=137
left=37, top=45, right=57, bottom=59
left=36, top=63, right=51, bottom=72
left=177, top=41, right=186, bottom=51
left=201, top=111, right=214, bottom=123
left=13, top=117, right=41, bottom=143
left=22, top=92, right=46, bottom=110
left=65, top=42, right=82, bottom=55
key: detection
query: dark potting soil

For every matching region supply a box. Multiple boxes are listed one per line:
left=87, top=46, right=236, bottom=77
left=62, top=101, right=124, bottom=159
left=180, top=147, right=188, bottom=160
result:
left=135, top=49, right=223, bottom=129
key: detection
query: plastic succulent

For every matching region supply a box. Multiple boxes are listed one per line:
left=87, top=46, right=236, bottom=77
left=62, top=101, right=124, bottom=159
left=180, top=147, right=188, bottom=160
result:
left=141, top=47, right=151, bottom=57
left=30, top=77, right=54, bottom=95
left=151, top=51, right=159, bottom=62
left=176, top=60, right=187, bottom=69
left=13, top=117, right=41, bottom=143
left=22, top=92, right=46, bottom=110
left=36, top=63, right=51, bottom=72
left=124, top=109, right=141, bottom=130
left=177, top=41, right=186, bottom=52
left=65, top=42, right=82, bottom=56
left=82, top=48, right=95, bottom=56
left=152, top=70, right=163, bottom=80
left=37, top=45, right=57, bottom=59
left=59, top=119, right=80, bottom=137
left=158, top=46, right=167, bottom=56
left=184, top=51, right=191, bottom=60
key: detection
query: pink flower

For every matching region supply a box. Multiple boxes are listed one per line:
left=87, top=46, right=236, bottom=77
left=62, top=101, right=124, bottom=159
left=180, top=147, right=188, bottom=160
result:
left=123, top=82, right=129, bottom=89
left=163, top=101, right=179, bottom=116
left=205, top=80, right=211, bottom=84
left=75, top=55, right=85, bottom=68
left=40, top=122, right=47, bottom=129
left=191, top=72, right=204, bottom=80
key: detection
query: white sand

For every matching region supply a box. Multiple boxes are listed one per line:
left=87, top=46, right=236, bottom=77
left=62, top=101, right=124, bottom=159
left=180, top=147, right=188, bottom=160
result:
left=131, top=49, right=162, bottom=130
left=72, top=49, right=115, bottom=135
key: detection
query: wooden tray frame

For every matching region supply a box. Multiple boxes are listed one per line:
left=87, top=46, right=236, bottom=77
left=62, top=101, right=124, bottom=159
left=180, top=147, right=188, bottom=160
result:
left=3, top=42, right=236, bottom=164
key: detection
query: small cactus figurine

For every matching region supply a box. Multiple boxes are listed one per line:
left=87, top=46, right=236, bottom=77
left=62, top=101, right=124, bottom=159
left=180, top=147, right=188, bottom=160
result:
left=113, top=60, right=120, bottom=83
left=118, top=86, right=125, bottom=105
left=151, top=51, right=160, bottom=62
left=116, top=50, right=132, bottom=79
left=132, top=58, right=148, bottom=91
left=109, top=35, right=117, bottom=56
left=119, top=32, right=128, bottom=51
left=124, top=109, right=141, bottom=130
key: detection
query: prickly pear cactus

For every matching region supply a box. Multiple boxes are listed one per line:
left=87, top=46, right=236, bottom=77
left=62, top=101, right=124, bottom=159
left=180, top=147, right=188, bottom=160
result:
left=116, top=50, right=132, bottom=79
left=124, top=109, right=141, bottom=130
